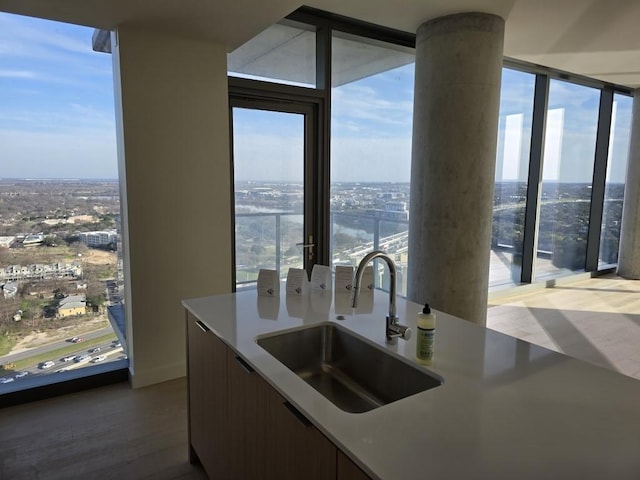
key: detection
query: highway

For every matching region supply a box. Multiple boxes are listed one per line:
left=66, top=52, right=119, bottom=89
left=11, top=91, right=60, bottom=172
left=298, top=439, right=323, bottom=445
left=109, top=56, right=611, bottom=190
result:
left=0, top=328, right=126, bottom=382
left=0, top=326, right=115, bottom=365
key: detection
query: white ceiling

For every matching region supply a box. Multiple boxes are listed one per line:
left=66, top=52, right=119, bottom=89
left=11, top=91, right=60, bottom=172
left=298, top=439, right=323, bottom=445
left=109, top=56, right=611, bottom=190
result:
left=1, top=0, right=639, bottom=87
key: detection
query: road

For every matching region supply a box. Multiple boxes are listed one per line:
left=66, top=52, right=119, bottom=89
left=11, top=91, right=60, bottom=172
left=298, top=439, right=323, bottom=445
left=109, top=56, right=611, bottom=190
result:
left=0, top=337, right=126, bottom=384
left=0, top=326, right=115, bottom=365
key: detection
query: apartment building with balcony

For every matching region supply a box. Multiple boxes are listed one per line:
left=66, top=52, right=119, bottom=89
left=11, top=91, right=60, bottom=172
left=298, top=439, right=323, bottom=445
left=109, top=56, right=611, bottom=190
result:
left=78, top=230, right=117, bottom=248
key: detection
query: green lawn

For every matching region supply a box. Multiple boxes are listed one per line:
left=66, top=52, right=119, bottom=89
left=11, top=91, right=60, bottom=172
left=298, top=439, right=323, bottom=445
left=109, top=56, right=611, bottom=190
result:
left=0, top=334, right=16, bottom=357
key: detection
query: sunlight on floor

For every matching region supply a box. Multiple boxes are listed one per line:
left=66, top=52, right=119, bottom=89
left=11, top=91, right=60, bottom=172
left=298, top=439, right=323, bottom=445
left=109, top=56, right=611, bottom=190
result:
left=487, top=275, right=640, bottom=380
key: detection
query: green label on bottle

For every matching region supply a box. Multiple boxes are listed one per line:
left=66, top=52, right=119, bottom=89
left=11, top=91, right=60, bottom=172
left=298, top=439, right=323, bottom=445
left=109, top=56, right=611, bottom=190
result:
left=416, top=326, right=434, bottom=359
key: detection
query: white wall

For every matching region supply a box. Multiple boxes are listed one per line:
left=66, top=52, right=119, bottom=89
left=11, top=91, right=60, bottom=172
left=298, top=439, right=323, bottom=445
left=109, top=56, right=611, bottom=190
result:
left=112, top=25, right=233, bottom=388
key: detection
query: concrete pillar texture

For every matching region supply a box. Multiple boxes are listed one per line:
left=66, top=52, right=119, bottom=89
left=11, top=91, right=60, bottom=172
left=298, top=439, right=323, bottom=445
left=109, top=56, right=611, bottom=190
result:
left=408, top=12, right=505, bottom=325
left=617, top=90, right=640, bottom=279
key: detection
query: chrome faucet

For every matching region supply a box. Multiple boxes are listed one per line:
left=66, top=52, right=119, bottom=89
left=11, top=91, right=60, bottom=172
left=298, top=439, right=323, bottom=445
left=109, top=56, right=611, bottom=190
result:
left=351, top=251, right=412, bottom=344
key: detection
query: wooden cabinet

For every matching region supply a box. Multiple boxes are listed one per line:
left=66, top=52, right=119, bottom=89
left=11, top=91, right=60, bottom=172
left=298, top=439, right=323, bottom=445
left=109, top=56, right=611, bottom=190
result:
left=266, top=387, right=336, bottom=480
left=187, top=312, right=369, bottom=480
left=186, top=312, right=229, bottom=478
left=337, top=450, right=372, bottom=480
left=227, top=348, right=271, bottom=479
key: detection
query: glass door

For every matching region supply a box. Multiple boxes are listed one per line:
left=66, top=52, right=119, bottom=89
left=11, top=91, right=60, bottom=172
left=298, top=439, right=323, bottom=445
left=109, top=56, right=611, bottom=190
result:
left=230, top=99, right=317, bottom=288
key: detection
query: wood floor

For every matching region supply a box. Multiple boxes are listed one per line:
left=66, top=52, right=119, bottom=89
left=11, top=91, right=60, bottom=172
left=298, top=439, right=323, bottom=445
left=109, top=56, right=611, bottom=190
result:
left=0, top=377, right=207, bottom=480
left=488, top=273, right=640, bottom=380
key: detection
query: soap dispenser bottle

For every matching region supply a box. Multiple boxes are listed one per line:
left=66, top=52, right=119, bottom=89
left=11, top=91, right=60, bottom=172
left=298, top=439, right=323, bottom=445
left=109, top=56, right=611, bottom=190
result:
left=416, top=303, right=436, bottom=364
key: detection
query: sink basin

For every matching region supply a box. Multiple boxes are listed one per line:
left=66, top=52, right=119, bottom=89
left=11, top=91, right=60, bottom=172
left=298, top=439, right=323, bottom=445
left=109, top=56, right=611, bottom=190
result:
left=256, top=323, right=443, bottom=413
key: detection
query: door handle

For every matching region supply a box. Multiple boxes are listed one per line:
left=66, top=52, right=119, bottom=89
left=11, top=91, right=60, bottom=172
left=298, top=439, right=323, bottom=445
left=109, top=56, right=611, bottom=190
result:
left=195, top=320, right=209, bottom=333
left=283, top=401, right=312, bottom=427
left=296, top=235, right=314, bottom=261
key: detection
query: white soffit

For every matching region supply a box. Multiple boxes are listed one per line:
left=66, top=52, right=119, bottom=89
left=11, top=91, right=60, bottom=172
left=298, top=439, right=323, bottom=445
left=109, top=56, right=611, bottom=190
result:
left=0, top=0, right=304, bottom=51
left=228, top=23, right=415, bottom=87
left=503, top=0, right=640, bottom=87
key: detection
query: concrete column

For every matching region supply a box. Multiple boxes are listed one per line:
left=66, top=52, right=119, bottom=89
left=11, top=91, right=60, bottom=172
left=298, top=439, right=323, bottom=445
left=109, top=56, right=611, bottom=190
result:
left=617, top=90, right=640, bottom=279
left=407, top=13, right=504, bottom=325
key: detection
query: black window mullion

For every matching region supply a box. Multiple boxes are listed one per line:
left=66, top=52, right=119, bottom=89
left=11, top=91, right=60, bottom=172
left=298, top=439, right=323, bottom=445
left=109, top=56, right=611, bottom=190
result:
left=312, top=25, right=331, bottom=267
left=585, top=87, right=615, bottom=271
left=521, top=74, right=550, bottom=283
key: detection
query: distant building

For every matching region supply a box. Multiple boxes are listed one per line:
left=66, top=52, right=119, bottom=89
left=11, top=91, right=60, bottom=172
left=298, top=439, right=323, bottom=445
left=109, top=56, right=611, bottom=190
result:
left=367, top=201, right=409, bottom=221
left=2, top=282, right=18, bottom=299
left=0, top=262, right=82, bottom=282
left=57, top=294, right=87, bottom=318
left=22, top=233, right=44, bottom=246
left=79, top=230, right=117, bottom=248
left=0, top=236, right=16, bottom=248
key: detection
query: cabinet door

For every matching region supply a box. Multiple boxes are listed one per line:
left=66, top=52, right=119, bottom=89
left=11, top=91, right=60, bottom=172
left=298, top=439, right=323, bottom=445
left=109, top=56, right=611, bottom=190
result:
left=266, top=388, right=337, bottom=480
left=227, top=349, right=271, bottom=479
left=186, top=312, right=229, bottom=478
left=337, top=450, right=372, bottom=480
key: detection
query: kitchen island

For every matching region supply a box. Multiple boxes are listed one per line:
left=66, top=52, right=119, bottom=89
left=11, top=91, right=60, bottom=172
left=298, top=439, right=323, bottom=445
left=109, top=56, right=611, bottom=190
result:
left=183, top=289, right=640, bottom=480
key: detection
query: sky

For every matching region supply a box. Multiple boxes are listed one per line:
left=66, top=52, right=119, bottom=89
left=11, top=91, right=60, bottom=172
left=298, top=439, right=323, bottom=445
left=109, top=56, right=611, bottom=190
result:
left=496, top=68, right=632, bottom=184
left=1, top=12, right=632, bottom=184
left=233, top=61, right=416, bottom=183
left=0, top=12, right=117, bottom=179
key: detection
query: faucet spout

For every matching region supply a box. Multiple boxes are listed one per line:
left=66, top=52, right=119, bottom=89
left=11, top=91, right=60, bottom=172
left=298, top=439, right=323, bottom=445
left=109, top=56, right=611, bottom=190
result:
left=352, top=251, right=410, bottom=343
left=352, top=250, right=397, bottom=318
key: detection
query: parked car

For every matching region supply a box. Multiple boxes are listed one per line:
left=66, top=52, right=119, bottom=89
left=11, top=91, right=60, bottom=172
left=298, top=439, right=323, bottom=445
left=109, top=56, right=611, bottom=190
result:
left=88, top=347, right=101, bottom=354
left=39, top=361, right=55, bottom=369
left=14, top=371, right=29, bottom=379
left=62, top=355, right=76, bottom=362
left=91, top=355, right=107, bottom=363
left=0, top=376, right=14, bottom=384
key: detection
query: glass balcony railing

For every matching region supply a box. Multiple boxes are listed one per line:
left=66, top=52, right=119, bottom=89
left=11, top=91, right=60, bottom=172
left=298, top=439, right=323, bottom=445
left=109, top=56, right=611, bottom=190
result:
left=236, top=196, right=626, bottom=294
left=235, top=211, right=410, bottom=295
left=235, top=212, right=304, bottom=286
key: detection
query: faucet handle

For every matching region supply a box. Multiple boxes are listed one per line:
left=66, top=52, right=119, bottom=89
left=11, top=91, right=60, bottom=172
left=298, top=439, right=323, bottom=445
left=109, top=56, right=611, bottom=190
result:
left=386, top=318, right=412, bottom=341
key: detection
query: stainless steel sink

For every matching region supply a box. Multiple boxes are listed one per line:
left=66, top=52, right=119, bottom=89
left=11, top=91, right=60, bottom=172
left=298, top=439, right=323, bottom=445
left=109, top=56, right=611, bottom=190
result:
left=256, top=323, right=443, bottom=413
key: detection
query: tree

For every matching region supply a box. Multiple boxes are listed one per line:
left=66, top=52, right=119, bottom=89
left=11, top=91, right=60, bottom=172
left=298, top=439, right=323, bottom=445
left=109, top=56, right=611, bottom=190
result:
left=43, top=235, right=58, bottom=247
left=86, top=293, right=106, bottom=309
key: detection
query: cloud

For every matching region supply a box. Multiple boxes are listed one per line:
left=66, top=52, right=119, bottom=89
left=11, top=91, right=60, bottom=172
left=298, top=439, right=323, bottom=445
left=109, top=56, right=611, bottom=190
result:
left=0, top=69, right=38, bottom=79
left=0, top=100, right=115, bottom=134
left=331, top=62, right=415, bottom=140
left=0, top=13, right=92, bottom=60
left=0, top=12, right=112, bottom=83
left=0, top=12, right=117, bottom=179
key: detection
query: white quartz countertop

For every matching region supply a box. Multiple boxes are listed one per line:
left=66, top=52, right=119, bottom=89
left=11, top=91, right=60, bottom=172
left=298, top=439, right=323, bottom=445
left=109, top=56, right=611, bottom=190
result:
left=182, top=290, right=640, bottom=480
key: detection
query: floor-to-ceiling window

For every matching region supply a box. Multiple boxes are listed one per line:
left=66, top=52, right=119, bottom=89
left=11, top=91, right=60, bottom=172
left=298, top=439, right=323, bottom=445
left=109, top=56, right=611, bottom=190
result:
left=534, top=79, right=601, bottom=279
left=0, top=13, right=125, bottom=394
left=228, top=17, right=416, bottom=292
left=491, top=68, right=535, bottom=287
left=225, top=9, right=633, bottom=296
left=599, top=93, right=633, bottom=266
left=330, top=32, right=415, bottom=296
